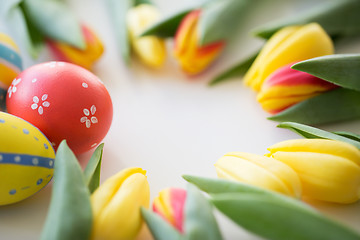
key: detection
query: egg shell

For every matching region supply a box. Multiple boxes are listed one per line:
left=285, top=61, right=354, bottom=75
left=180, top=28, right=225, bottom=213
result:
left=0, top=33, right=23, bottom=111
left=6, top=61, right=113, bottom=154
left=0, top=112, right=55, bottom=205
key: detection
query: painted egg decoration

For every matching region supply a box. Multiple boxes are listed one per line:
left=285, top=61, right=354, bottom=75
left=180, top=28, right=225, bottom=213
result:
left=0, top=112, right=55, bottom=205
left=0, top=33, right=23, bottom=111
left=6, top=61, right=113, bottom=154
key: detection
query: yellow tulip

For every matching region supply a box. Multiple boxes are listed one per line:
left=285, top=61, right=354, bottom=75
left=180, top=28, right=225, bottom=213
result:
left=268, top=139, right=360, bottom=204
left=244, top=23, right=334, bottom=91
left=215, top=152, right=302, bottom=198
left=91, top=167, right=150, bottom=240
left=173, top=10, right=225, bottom=75
left=127, top=4, right=166, bottom=68
left=47, top=24, right=104, bottom=70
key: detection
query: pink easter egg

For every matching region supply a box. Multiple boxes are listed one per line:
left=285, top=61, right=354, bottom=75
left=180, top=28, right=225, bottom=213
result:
left=6, top=61, right=113, bottom=154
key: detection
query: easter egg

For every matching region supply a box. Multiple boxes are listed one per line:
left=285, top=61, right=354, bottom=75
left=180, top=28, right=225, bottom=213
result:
left=6, top=61, right=113, bottom=154
left=0, top=33, right=22, bottom=111
left=0, top=112, right=55, bottom=205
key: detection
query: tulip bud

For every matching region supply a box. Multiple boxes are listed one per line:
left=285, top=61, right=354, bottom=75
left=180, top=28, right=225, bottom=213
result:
left=257, top=62, right=338, bottom=114
left=127, top=4, right=166, bottom=68
left=244, top=23, right=334, bottom=91
left=47, top=24, right=104, bottom=70
left=267, top=139, right=360, bottom=204
left=215, top=152, right=302, bottom=198
left=153, top=188, right=187, bottom=232
left=174, top=10, right=225, bottom=75
left=91, top=167, right=150, bottom=240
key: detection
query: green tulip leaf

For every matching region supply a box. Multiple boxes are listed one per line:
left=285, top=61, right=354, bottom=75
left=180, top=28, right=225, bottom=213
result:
left=83, top=143, right=104, bottom=193
left=40, top=141, right=92, bottom=240
left=253, top=0, right=360, bottom=39
left=141, top=207, right=182, bottom=240
left=107, top=0, right=133, bottom=64
left=184, top=184, right=222, bottom=240
left=22, top=0, right=85, bottom=49
left=134, top=0, right=151, bottom=6
left=292, top=54, right=360, bottom=92
left=183, top=175, right=289, bottom=198
left=333, top=131, right=360, bottom=142
left=140, top=9, right=193, bottom=38
left=211, top=193, right=360, bottom=240
left=199, top=0, right=252, bottom=46
left=277, top=122, right=360, bottom=149
left=268, top=88, right=360, bottom=125
left=0, top=0, right=23, bottom=16
left=4, top=4, right=43, bottom=58
left=209, top=50, right=258, bottom=86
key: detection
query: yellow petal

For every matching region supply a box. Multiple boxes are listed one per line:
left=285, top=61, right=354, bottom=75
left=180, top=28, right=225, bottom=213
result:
left=91, top=167, right=150, bottom=240
left=127, top=4, right=166, bottom=68
left=271, top=151, right=360, bottom=203
left=268, top=139, right=360, bottom=166
left=152, top=189, right=175, bottom=225
left=244, top=23, right=333, bottom=91
left=215, top=152, right=302, bottom=198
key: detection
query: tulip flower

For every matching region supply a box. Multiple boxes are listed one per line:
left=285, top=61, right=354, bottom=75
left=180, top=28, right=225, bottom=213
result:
left=91, top=167, right=150, bottom=240
left=215, top=152, right=302, bottom=198
left=127, top=4, right=166, bottom=68
left=47, top=24, right=104, bottom=70
left=152, top=188, right=187, bottom=232
left=257, top=62, right=338, bottom=114
left=244, top=23, right=334, bottom=91
left=267, top=139, right=360, bottom=204
left=174, top=10, right=225, bottom=75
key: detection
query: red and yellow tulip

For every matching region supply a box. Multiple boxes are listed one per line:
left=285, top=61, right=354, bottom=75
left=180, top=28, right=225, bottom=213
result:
left=47, top=24, right=104, bottom=70
left=257, top=62, right=338, bottom=114
left=244, top=23, right=334, bottom=91
left=174, top=10, right=225, bottom=75
left=153, top=188, right=187, bottom=232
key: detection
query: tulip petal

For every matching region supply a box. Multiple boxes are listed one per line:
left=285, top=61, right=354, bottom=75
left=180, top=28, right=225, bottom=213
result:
left=91, top=167, right=150, bottom=240
left=127, top=4, right=166, bottom=68
left=268, top=139, right=360, bottom=166
left=244, top=23, right=333, bottom=91
left=215, top=152, right=302, bottom=198
left=270, top=151, right=360, bottom=203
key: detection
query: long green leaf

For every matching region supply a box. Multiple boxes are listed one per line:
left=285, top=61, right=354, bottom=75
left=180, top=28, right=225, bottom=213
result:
left=277, top=122, right=360, bottom=149
left=107, top=0, right=133, bottom=64
left=333, top=131, right=360, bottom=142
left=0, top=0, right=22, bottom=16
left=5, top=4, right=43, bottom=58
left=140, top=9, right=193, bottom=38
left=22, top=0, right=85, bottom=49
left=83, top=143, right=104, bottom=193
left=292, top=54, right=360, bottom=91
left=184, top=184, right=222, bottom=240
left=134, top=0, right=151, bottom=5
left=183, top=175, right=289, bottom=198
left=212, top=193, right=360, bottom=240
left=141, top=207, right=182, bottom=240
left=268, top=88, right=360, bottom=125
left=199, top=0, right=252, bottom=45
left=40, top=141, right=92, bottom=240
left=209, top=50, right=258, bottom=86
left=253, top=0, right=360, bottom=39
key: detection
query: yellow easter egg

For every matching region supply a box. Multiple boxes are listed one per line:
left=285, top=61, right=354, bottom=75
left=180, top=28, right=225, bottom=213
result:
left=0, top=112, right=55, bottom=205
left=0, top=33, right=23, bottom=111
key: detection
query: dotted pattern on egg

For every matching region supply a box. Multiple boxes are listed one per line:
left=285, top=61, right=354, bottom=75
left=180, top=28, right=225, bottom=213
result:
left=0, top=114, right=55, bottom=205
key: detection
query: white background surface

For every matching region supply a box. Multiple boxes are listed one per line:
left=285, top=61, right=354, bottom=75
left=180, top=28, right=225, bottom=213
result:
left=1, top=0, right=360, bottom=239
